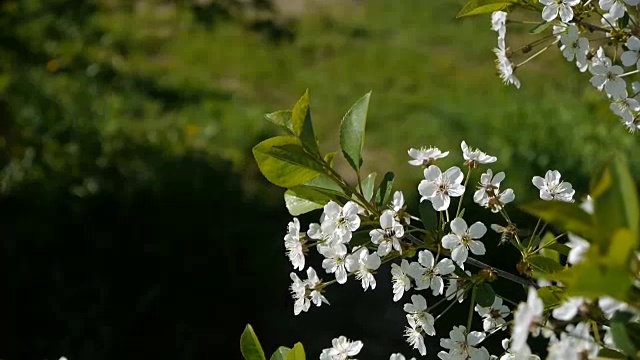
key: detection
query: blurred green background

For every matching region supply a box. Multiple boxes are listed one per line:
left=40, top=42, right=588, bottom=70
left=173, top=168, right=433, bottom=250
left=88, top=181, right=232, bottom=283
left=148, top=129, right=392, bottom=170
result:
left=1, top=0, right=638, bottom=359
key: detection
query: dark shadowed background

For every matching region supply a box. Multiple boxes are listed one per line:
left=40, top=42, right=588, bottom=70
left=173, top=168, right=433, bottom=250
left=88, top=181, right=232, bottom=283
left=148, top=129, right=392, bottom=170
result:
left=1, top=0, right=638, bottom=359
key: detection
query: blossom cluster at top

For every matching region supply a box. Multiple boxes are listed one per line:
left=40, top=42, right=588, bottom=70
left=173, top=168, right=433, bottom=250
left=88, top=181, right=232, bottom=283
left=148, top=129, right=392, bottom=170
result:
left=489, top=1, right=640, bottom=132
left=281, top=140, right=636, bottom=359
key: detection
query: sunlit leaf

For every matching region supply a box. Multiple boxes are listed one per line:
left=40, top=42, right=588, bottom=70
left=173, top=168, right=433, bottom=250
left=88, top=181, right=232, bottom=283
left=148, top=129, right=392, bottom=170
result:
left=375, top=172, right=395, bottom=207
left=291, top=90, right=319, bottom=153
left=270, top=347, right=291, bottom=360
left=265, top=110, right=294, bottom=135
left=361, top=172, right=377, bottom=202
left=457, top=0, right=516, bottom=17
left=591, top=156, right=639, bottom=251
left=240, top=324, right=266, bottom=360
left=520, top=201, right=592, bottom=240
left=253, top=136, right=324, bottom=188
left=340, top=92, right=371, bottom=171
left=285, top=343, right=306, bottom=360
left=527, top=255, right=563, bottom=274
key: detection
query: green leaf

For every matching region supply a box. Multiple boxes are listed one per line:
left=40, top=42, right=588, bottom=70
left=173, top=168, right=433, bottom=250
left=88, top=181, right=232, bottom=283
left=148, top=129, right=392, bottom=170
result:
left=361, top=172, right=377, bottom=202
left=610, top=321, right=637, bottom=357
left=538, top=232, right=559, bottom=262
left=265, top=110, right=294, bottom=135
left=618, top=12, right=630, bottom=29
left=240, top=324, right=266, bottom=360
left=529, top=21, right=552, bottom=34
left=324, top=152, right=336, bottom=168
left=537, top=286, right=564, bottom=310
left=339, top=92, right=371, bottom=171
left=270, top=347, right=291, bottom=360
left=527, top=255, right=563, bottom=274
left=607, top=228, right=635, bottom=266
left=597, top=347, right=627, bottom=359
left=253, top=136, right=324, bottom=188
left=547, top=242, right=571, bottom=256
left=285, top=343, right=305, bottom=360
left=419, top=200, right=438, bottom=231
left=476, top=283, right=496, bottom=307
left=591, top=156, right=639, bottom=251
left=304, top=175, right=346, bottom=198
left=520, top=201, right=592, bottom=240
left=555, top=247, right=634, bottom=300
left=284, top=189, right=328, bottom=216
left=291, top=90, right=319, bottom=153
left=375, top=172, right=395, bottom=207
left=457, top=0, right=516, bottom=17
left=284, top=175, right=346, bottom=215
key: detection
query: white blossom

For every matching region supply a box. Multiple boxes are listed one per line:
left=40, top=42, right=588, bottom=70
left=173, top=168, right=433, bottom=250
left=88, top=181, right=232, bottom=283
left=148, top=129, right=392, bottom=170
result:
left=320, top=243, right=349, bottom=284
left=320, top=336, right=363, bottom=360
left=590, top=63, right=627, bottom=99
left=409, top=250, right=455, bottom=295
left=321, top=201, right=361, bottom=242
left=560, top=25, right=589, bottom=64
left=622, top=36, right=640, bottom=70
left=403, top=295, right=436, bottom=335
left=475, top=297, right=510, bottom=332
left=510, top=287, right=544, bottom=356
left=390, top=354, right=415, bottom=360
left=599, top=0, right=633, bottom=19
left=493, top=45, right=521, bottom=89
left=345, top=247, right=381, bottom=290
left=404, top=315, right=427, bottom=356
left=540, top=0, right=580, bottom=22
left=408, top=146, right=449, bottom=166
left=532, top=170, right=575, bottom=202
left=438, top=325, right=487, bottom=360
left=547, top=322, right=599, bottom=360
left=461, top=141, right=497, bottom=166
left=290, top=267, right=329, bottom=315
left=442, top=217, right=487, bottom=266
left=499, top=339, right=540, bottom=360
left=419, top=165, right=465, bottom=211
left=391, top=259, right=412, bottom=302
left=446, top=270, right=471, bottom=303
left=566, top=233, right=590, bottom=264
left=284, top=218, right=305, bottom=270
left=552, top=296, right=584, bottom=321
left=369, top=210, right=404, bottom=256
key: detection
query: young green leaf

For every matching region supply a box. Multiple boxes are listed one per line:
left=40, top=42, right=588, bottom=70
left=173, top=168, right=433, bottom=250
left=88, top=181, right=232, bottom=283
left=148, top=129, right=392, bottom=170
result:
left=361, top=172, right=377, bottom=202
left=375, top=171, right=395, bottom=207
left=607, top=228, right=635, bottom=266
left=324, top=152, right=336, bottom=168
left=240, top=324, right=266, bottom=360
left=265, top=110, right=294, bottom=135
left=591, top=156, right=639, bottom=251
left=610, top=321, right=637, bottom=357
left=291, top=90, right=319, bottom=153
left=529, top=21, right=552, bottom=34
left=339, top=92, right=371, bottom=172
left=284, top=189, right=328, bottom=216
left=476, top=283, right=496, bottom=307
left=457, top=0, right=515, bottom=18
left=253, top=136, right=324, bottom=188
left=520, top=200, right=593, bottom=240
left=537, top=286, right=564, bottom=310
left=526, top=255, right=563, bottom=274
left=285, top=343, right=306, bottom=360
left=270, top=347, right=291, bottom=360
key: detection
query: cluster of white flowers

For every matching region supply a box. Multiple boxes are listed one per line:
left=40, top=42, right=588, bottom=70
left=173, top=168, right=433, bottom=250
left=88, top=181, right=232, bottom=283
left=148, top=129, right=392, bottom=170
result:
left=489, top=1, right=640, bottom=132
left=282, top=139, right=640, bottom=359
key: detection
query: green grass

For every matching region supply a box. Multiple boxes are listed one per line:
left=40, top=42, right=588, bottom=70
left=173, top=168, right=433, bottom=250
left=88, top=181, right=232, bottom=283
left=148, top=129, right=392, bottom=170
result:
left=7, top=0, right=639, bottom=201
